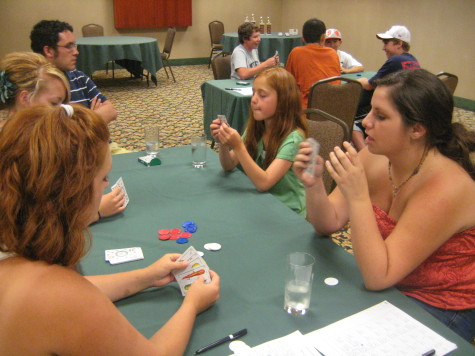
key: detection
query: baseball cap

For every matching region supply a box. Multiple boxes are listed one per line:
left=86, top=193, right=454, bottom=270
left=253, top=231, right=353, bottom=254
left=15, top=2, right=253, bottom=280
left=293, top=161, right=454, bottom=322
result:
left=325, top=28, right=342, bottom=40
left=376, top=25, right=411, bottom=43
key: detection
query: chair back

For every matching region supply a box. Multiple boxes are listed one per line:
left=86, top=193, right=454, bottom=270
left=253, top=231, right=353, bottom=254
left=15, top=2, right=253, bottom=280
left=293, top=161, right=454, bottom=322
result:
left=303, top=108, right=351, bottom=193
left=209, top=21, right=224, bottom=46
left=307, top=76, right=362, bottom=131
left=436, top=72, right=458, bottom=95
left=162, top=27, right=176, bottom=58
left=82, top=24, right=104, bottom=37
left=211, top=55, right=231, bottom=80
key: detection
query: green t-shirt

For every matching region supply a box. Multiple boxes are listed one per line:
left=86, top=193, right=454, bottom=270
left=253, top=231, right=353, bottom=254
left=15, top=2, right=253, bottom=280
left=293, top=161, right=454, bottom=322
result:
left=254, top=130, right=306, bottom=216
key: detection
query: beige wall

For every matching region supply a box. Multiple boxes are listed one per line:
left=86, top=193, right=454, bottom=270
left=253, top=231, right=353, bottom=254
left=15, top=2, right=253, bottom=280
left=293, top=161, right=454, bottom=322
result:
left=282, top=0, right=475, bottom=101
left=1, top=0, right=474, bottom=100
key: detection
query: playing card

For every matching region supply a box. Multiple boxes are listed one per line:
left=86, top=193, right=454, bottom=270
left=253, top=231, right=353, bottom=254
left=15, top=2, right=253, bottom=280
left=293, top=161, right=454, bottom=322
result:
left=105, top=247, right=144, bottom=265
left=111, top=177, right=129, bottom=207
left=173, top=246, right=211, bottom=296
left=304, top=138, right=320, bottom=178
left=177, top=245, right=198, bottom=263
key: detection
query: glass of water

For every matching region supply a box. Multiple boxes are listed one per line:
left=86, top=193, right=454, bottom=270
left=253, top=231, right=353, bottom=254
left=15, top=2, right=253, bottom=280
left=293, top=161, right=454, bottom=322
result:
left=144, top=125, right=160, bottom=157
left=284, top=252, right=315, bottom=315
left=191, top=134, right=207, bottom=168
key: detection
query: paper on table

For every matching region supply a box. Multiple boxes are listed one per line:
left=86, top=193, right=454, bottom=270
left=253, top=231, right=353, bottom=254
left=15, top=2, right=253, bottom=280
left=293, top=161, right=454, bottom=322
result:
left=230, top=331, right=320, bottom=356
left=304, top=300, right=457, bottom=356
left=230, top=87, right=253, bottom=96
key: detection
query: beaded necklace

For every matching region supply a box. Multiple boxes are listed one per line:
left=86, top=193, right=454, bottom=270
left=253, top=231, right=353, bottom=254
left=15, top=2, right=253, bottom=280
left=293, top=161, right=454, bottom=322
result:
left=388, top=147, right=429, bottom=197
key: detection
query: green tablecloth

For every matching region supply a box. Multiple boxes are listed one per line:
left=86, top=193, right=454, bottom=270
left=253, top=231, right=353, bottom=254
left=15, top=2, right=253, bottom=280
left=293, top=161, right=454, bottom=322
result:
left=76, top=36, right=163, bottom=84
left=201, top=72, right=377, bottom=140
left=81, top=148, right=470, bottom=355
left=222, top=32, right=304, bottom=65
left=342, top=71, right=376, bottom=81
left=201, top=79, right=252, bottom=139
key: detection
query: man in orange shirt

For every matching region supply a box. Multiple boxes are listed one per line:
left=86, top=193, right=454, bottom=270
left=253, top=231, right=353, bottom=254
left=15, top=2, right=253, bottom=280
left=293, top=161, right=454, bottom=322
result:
left=286, top=18, right=340, bottom=109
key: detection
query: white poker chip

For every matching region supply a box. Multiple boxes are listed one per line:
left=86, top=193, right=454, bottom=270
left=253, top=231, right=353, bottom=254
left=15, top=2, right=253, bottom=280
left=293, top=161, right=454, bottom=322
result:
left=324, top=277, right=339, bottom=286
left=197, top=251, right=204, bottom=257
left=204, top=243, right=221, bottom=251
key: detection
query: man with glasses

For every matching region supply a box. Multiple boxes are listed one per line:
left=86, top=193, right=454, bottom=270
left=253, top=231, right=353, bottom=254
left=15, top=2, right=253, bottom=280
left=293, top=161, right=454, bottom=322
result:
left=353, top=25, right=420, bottom=150
left=30, top=20, right=117, bottom=124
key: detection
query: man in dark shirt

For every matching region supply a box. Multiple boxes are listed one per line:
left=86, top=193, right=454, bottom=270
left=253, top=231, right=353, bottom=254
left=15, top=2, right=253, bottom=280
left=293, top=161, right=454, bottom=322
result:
left=353, top=25, right=420, bottom=150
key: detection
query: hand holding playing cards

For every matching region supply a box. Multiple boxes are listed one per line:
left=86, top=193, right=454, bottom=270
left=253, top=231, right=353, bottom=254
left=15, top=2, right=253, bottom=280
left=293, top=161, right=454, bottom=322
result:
left=293, top=140, right=325, bottom=187
left=214, top=124, right=241, bottom=149
left=183, top=270, right=220, bottom=314
left=99, top=186, right=126, bottom=218
left=145, top=253, right=189, bottom=288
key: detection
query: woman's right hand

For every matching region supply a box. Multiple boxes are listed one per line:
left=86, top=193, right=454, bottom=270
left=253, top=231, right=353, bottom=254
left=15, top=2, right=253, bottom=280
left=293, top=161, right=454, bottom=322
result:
left=293, top=141, right=324, bottom=187
left=183, top=270, right=220, bottom=315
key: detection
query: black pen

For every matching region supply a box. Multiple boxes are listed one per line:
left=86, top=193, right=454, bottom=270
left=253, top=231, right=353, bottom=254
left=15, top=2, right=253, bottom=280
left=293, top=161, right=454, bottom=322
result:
left=194, top=328, right=247, bottom=354
left=421, top=349, right=435, bottom=356
left=224, top=88, right=240, bottom=90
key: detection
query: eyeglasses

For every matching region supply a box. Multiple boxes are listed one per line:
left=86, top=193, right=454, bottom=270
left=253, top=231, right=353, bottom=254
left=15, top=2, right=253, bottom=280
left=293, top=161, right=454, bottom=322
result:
left=56, top=43, right=77, bottom=50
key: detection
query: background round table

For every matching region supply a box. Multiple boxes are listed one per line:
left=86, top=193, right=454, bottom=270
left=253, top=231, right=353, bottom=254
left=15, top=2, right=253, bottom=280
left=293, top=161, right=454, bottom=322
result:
left=76, top=36, right=163, bottom=85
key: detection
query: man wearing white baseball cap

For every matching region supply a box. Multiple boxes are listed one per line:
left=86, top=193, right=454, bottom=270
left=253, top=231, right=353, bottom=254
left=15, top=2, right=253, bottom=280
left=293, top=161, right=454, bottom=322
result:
left=353, top=25, right=420, bottom=150
left=324, top=28, right=364, bottom=74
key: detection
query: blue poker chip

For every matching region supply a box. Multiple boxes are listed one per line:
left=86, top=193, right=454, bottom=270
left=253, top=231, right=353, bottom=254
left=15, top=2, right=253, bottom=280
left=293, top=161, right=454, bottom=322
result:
left=176, top=238, right=189, bottom=244
left=182, top=221, right=197, bottom=233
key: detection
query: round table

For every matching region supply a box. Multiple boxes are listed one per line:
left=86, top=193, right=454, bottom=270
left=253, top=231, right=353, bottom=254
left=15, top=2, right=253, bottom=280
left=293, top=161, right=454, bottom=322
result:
left=76, top=36, right=163, bottom=85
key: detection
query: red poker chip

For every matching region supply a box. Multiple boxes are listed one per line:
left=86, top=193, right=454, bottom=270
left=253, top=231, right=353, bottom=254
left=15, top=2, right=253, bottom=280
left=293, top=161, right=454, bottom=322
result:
left=159, top=234, right=170, bottom=241
left=169, top=234, right=180, bottom=240
left=170, top=228, right=182, bottom=235
left=158, top=229, right=169, bottom=235
left=180, top=232, right=192, bottom=238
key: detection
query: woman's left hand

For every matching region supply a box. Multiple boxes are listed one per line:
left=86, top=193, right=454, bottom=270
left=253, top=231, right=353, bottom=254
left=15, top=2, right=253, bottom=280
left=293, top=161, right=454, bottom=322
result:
left=325, top=141, right=369, bottom=201
left=144, top=253, right=188, bottom=288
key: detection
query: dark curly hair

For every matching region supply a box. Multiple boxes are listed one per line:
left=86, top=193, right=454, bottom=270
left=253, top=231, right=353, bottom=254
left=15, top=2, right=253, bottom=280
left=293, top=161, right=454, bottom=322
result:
left=30, top=20, right=74, bottom=54
left=238, top=22, right=259, bottom=44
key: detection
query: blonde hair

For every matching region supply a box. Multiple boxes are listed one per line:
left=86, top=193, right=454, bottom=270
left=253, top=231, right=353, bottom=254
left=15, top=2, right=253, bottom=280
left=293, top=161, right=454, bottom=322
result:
left=0, top=51, right=70, bottom=109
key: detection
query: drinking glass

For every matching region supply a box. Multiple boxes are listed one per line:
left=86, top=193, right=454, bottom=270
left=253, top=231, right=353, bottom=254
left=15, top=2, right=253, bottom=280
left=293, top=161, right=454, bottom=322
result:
left=144, top=125, right=160, bottom=156
left=191, top=134, right=207, bottom=168
left=284, top=252, right=315, bottom=315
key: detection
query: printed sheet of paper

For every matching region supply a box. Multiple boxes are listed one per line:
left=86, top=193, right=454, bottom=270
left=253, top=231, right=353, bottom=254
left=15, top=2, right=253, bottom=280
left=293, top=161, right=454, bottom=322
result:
left=229, top=331, right=320, bottom=356
left=173, top=246, right=210, bottom=296
left=111, top=177, right=129, bottom=207
left=304, top=300, right=457, bottom=356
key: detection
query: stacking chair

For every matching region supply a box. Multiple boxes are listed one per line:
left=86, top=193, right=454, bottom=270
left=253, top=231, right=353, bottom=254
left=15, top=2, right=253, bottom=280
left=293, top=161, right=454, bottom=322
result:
left=303, top=108, right=351, bottom=194
left=436, top=72, right=458, bottom=95
left=161, top=27, right=176, bottom=82
left=208, top=20, right=224, bottom=68
left=307, top=76, right=363, bottom=132
left=81, top=23, right=115, bottom=78
left=211, top=54, right=231, bottom=80
left=81, top=23, right=104, bottom=37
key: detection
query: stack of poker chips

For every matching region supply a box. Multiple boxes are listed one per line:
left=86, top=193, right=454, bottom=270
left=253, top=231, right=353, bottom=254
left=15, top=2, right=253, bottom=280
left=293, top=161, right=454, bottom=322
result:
left=158, top=221, right=197, bottom=244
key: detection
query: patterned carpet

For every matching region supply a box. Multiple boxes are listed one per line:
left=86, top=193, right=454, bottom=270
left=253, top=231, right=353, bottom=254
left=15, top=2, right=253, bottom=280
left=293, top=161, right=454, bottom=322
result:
left=95, top=66, right=214, bottom=152
left=1, top=65, right=473, bottom=253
